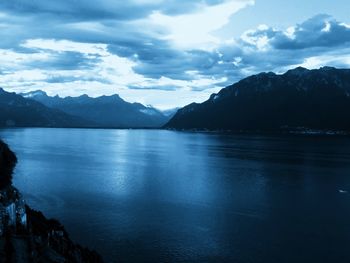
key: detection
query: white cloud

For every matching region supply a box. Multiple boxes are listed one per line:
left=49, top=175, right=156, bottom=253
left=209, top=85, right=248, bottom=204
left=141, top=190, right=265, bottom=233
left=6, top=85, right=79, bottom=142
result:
left=321, top=21, right=331, bottom=32
left=340, top=22, right=350, bottom=29
left=0, top=69, right=47, bottom=83
left=0, top=49, right=50, bottom=69
left=22, top=39, right=109, bottom=55
left=148, top=0, right=254, bottom=50
left=296, top=54, right=350, bottom=69
left=241, top=30, right=271, bottom=51
left=285, top=26, right=296, bottom=39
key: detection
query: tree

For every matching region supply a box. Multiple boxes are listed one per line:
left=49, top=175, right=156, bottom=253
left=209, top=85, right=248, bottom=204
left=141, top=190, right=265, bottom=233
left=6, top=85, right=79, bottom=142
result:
left=0, top=140, right=17, bottom=189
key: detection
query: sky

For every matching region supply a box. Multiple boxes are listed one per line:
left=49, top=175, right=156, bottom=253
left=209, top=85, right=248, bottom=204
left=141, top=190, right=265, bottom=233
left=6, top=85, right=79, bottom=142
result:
left=0, top=0, right=350, bottom=109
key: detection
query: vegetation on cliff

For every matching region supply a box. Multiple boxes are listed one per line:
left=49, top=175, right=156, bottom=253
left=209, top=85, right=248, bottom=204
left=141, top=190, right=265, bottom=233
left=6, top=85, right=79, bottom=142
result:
left=0, top=140, right=17, bottom=190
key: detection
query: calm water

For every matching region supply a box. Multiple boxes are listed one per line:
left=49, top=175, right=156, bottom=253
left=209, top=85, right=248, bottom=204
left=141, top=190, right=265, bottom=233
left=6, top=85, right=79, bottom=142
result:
left=1, top=128, right=350, bottom=263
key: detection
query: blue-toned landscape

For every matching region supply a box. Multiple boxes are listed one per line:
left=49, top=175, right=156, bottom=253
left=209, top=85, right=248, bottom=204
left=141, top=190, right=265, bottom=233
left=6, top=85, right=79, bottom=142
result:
left=1, top=0, right=350, bottom=262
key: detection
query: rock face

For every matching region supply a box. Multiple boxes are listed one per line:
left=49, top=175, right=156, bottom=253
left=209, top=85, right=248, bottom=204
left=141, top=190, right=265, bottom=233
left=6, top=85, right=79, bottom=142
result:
left=165, top=67, right=350, bottom=132
left=21, top=90, right=170, bottom=128
left=0, top=140, right=104, bottom=262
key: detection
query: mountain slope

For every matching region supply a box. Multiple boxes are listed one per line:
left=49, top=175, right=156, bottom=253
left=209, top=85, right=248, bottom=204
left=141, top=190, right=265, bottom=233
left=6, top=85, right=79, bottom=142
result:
left=165, top=67, right=350, bottom=131
left=0, top=88, right=92, bottom=127
left=21, top=91, right=169, bottom=128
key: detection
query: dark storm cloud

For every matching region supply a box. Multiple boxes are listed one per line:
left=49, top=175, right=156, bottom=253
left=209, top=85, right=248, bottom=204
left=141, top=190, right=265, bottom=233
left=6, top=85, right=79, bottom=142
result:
left=109, top=39, right=223, bottom=80
left=24, top=51, right=102, bottom=70
left=0, top=1, right=151, bottom=20
left=45, top=75, right=82, bottom=84
left=0, top=0, right=229, bottom=20
left=45, top=75, right=112, bottom=84
left=129, top=47, right=234, bottom=81
left=0, top=0, right=222, bottom=50
left=273, top=15, right=350, bottom=49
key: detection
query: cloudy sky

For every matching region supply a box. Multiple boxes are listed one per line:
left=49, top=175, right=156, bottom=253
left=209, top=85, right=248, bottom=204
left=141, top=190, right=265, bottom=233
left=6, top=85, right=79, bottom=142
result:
left=0, top=0, right=349, bottom=109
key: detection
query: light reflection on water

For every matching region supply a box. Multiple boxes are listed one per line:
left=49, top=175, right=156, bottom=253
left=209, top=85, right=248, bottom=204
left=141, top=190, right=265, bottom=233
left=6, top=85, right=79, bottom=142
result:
left=1, top=128, right=350, bottom=262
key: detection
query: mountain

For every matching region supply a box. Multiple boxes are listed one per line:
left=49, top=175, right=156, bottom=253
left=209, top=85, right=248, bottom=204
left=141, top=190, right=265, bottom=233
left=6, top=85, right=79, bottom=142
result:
left=165, top=67, right=350, bottom=132
left=21, top=91, right=170, bottom=128
left=0, top=88, right=92, bottom=128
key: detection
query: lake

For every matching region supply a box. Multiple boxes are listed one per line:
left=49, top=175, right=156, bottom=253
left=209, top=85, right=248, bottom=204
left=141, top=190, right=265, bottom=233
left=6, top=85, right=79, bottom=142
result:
left=1, top=128, right=350, bottom=262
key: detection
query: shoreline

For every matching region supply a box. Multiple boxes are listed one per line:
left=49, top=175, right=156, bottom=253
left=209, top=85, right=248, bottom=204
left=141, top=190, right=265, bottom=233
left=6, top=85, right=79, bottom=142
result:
left=0, top=184, right=105, bottom=263
left=0, top=139, right=105, bottom=262
left=1, top=126, right=350, bottom=137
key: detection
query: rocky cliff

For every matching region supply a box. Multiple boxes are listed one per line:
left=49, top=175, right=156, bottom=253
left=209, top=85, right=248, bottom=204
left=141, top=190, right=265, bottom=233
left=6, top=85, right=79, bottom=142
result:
left=0, top=139, right=104, bottom=263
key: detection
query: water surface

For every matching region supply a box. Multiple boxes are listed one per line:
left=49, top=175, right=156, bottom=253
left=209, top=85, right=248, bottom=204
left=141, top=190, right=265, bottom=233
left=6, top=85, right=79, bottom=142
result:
left=1, top=128, right=350, bottom=262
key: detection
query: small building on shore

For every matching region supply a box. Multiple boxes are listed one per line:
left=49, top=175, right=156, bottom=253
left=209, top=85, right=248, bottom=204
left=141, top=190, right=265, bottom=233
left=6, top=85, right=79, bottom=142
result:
left=0, top=185, right=27, bottom=235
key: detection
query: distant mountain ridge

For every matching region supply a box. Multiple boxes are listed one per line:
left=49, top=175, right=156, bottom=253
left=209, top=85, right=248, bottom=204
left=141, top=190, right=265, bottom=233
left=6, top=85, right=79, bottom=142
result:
left=0, top=88, right=92, bottom=128
left=21, top=91, right=170, bottom=128
left=165, top=67, right=350, bottom=132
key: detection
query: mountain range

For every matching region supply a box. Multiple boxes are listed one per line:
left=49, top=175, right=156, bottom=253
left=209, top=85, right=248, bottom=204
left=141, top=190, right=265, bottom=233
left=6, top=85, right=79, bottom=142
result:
left=165, top=67, right=350, bottom=132
left=2, top=67, right=350, bottom=131
left=0, top=88, right=174, bottom=128
left=21, top=91, right=172, bottom=128
left=0, top=88, right=90, bottom=128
